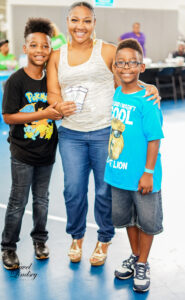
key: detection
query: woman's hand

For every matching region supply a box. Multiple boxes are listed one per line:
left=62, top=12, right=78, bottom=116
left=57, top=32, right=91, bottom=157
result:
left=58, top=101, right=76, bottom=117
left=44, top=103, right=63, bottom=120
left=144, top=84, right=161, bottom=106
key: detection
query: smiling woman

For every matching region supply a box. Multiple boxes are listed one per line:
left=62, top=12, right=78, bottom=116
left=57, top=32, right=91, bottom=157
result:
left=46, top=1, right=160, bottom=267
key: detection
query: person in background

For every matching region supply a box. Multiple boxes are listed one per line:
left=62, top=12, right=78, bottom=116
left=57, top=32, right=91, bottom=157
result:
left=0, top=39, right=18, bottom=70
left=119, top=22, right=146, bottom=57
left=172, top=41, right=185, bottom=59
left=51, top=23, right=67, bottom=50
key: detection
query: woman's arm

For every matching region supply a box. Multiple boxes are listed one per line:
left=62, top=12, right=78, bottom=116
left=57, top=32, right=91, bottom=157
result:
left=101, top=42, right=119, bottom=89
left=47, top=50, right=76, bottom=116
left=102, top=42, right=117, bottom=72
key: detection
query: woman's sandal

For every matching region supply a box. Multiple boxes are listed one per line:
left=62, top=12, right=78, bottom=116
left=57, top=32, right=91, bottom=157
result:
left=68, top=239, right=83, bottom=263
left=89, top=241, right=111, bottom=266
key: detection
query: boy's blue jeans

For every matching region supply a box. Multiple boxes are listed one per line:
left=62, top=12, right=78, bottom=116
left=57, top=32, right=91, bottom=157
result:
left=58, top=126, right=114, bottom=243
left=1, top=157, right=53, bottom=251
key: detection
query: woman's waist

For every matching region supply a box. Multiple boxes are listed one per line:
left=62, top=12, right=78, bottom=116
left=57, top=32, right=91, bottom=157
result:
left=61, top=113, right=111, bottom=132
left=60, top=82, right=114, bottom=95
left=62, top=89, right=113, bottom=116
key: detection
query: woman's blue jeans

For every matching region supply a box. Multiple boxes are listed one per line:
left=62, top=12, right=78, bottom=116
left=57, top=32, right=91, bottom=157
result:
left=58, top=126, right=114, bottom=243
left=1, top=157, right=53, bottom=251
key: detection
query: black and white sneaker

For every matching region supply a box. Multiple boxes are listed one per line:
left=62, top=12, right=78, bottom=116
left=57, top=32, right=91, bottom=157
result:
left=114, top=254, right=139, bottom=279
left=133, top=262, right=150, bottom=292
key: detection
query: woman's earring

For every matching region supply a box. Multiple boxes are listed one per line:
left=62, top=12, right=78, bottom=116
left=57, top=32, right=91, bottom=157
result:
left=93, top=30, right=97, bottom=45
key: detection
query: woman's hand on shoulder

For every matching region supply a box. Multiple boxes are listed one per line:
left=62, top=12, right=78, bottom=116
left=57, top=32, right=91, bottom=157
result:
left=144, top=84, right=161, bottom=106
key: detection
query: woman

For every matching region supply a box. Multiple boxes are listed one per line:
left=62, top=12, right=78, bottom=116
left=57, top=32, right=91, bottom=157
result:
left=47, top=1, right=160, bottom=266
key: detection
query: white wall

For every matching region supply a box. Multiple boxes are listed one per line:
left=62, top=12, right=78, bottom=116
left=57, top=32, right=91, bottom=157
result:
left=7, top=0, right=185, bottom=10
left=6, top=0, right=183, bottom=59
left=114, top=0, right=185, bottom=10
left=7, top=0, right=185, bottom=41
left=179, top=5, right=185, bottom=36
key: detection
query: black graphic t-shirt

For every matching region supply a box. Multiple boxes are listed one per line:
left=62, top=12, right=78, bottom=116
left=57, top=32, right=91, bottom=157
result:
left=2, top=68, right=58, bottom=166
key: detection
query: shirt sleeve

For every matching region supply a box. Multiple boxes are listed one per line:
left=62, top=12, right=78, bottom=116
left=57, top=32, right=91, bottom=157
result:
left=141, top=32, right=146, bottom=43
left=142, top=99, right=164, bottom=141
left=120, top=32, right=130, bottom=40
left=2, top=75, right=21, bottom=114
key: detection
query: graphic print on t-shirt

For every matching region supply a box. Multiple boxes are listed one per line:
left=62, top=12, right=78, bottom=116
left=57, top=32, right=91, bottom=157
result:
left=108, top=118, right=125, bottom=160
left=19, top=92, right=54, bottom=141
left=108, top=100, right=135, bottom=161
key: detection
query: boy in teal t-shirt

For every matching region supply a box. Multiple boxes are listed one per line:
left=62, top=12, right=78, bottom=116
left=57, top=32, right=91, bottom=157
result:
left=104, top=39, right=164, bottom=293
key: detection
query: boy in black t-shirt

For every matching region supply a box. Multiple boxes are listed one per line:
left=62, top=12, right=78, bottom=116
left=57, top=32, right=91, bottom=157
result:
left=1, top=18, right=62, bottom=270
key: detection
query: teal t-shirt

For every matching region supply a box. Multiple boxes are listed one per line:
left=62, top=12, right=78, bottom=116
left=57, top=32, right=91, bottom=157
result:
left=104, top=86, right=164, bottom=192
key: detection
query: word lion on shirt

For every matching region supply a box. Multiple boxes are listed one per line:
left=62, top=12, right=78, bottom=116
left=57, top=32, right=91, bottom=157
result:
left=108, top=118, right=125, bottom=160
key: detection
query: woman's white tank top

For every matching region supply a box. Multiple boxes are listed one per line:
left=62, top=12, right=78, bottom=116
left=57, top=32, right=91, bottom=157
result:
left=58, top=39, right=115, bottom=132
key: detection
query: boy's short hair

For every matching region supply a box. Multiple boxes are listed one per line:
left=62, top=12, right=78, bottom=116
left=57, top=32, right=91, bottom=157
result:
left=116, top=38, right=143, bottom=60
left=24, top=18, right=53, bottom=40
left=0, top=39, right=9, bottom=48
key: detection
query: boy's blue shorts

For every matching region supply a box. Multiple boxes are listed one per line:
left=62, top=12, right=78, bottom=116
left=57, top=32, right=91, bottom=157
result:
left=111, top=187, right=163, bottom=235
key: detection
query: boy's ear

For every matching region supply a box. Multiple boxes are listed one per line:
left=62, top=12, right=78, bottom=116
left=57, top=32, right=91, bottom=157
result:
left=112, top=63, right=116, bottom=73
left=112, top=60, right=117, bottom=73
left=23, top=45, right=27, bottom=54
left=140, top=63, right=146, bottom=73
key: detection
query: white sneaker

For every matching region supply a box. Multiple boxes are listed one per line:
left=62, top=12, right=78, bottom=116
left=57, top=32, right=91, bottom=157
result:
left=114, top=254, right=139, bottom=279
left=133, top=262, right=150, bottom=292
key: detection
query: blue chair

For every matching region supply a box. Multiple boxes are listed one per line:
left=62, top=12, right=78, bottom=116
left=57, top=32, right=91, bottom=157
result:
left=155, top=67, right=177, bottom=102
left=178, top=67, right=185, bottom=101
left=139, top=68, right=158, bottom=85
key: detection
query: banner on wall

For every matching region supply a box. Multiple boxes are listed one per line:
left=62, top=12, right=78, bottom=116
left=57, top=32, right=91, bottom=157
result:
left=94, top=0, right=114, bottom=7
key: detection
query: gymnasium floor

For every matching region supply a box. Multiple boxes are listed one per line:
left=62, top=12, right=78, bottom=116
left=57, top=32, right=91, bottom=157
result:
left=0, top=100, right=185, bottom=300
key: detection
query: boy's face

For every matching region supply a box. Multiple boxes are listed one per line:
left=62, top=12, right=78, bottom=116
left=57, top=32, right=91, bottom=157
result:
left=114, top=48, right=145, bottom=85
left=178, top=44, right=184, bottom=53
left=133, top=23, right=140, bottom=34
left=23, top=32, right=51, bottom=66
left=0, top=43, right=9, bottom=56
